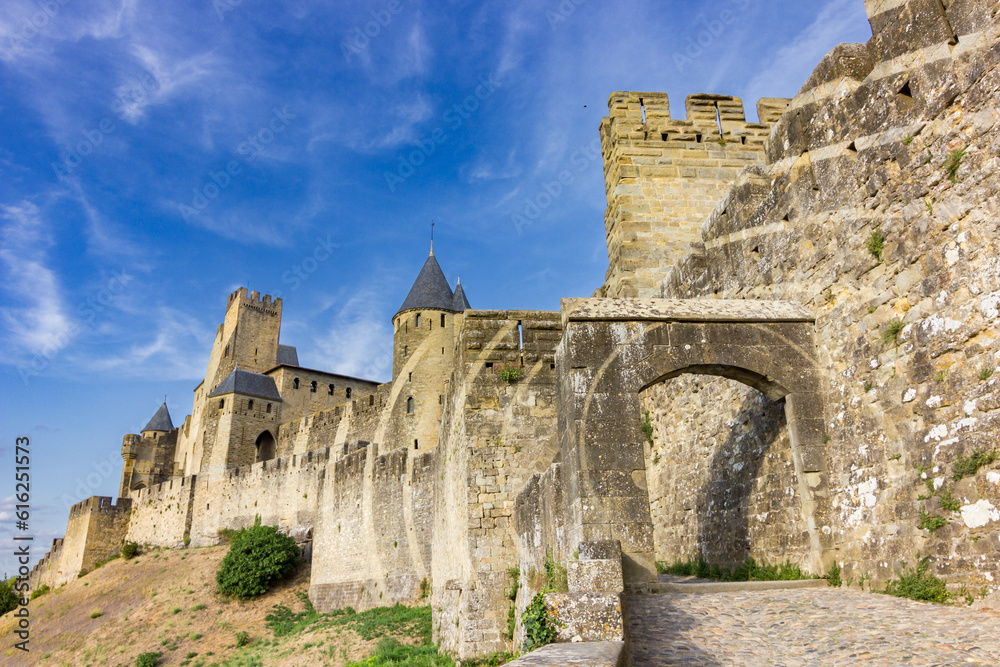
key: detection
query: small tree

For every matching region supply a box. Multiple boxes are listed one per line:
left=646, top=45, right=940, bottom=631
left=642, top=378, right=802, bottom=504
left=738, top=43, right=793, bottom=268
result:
left=216, top=517, right=299, bottom=600
left=0, top=578, right=19, bottom=616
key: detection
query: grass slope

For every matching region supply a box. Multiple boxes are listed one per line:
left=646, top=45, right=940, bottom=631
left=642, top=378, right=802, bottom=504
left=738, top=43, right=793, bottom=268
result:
left=0, top=545, right=433, bottom=667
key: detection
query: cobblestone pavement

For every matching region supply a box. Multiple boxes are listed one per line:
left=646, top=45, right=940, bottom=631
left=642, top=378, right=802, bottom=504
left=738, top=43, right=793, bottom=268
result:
left=628, top=589, right=1000, bottom=666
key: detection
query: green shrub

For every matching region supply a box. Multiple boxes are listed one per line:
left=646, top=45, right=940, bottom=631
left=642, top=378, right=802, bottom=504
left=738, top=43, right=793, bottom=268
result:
left=883, top=558, right=951, bottom=603
left=882, top=319, right=906, bottom=346
left=121, top=541, right=140, bottom=560
left=234, top=631, right=250, bottom=647
left=952, top=449, right=997, bottom=481
left=135, top=652, right=161, bottom=667
left=944, top=147, right=966, bottom=183
left=827, top=561, right=842, bottom=587
left=641, top=410, right=654, bottom=446
left=867, top=228, right=885, bottom=261
left=918, top=511, right=948, bottom=532
left=521, top=592, right=558, bottom=653
left=30, top=584, right=50, bottom=600
left=495, top=362, right=523, bottom=384
left=216, top=517, right=299, bottom=600
left=0, top=578, right=19, bottom=616
left=657, top=556, right=813, bottom=582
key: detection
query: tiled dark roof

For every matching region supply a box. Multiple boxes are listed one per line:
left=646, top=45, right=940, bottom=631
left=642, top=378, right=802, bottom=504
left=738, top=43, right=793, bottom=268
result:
left=209, top=368, right=282, bottom=401
left=397, top=253, right=457, bottom=315
left=142, top=402, right=173, bottom=432
left=452, top=279, right=471, bottom=312
left=276, top=344, right=299, bottom=366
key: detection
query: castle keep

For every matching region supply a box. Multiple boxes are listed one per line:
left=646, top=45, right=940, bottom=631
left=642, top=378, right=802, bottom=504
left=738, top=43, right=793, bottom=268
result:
left=30, top=0, right=1000, bottom=659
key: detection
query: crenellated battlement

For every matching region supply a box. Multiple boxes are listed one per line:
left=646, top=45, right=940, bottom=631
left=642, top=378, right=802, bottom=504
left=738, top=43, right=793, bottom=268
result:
left=68, top=496, right=132, bottom=518
left=227, top=286, right=282, bottom=315
left=598, top=90, right=791, bottom=298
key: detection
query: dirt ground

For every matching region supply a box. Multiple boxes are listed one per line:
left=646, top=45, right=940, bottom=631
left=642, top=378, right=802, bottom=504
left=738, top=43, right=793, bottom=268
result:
left=0, top=545, right=406, bottom=667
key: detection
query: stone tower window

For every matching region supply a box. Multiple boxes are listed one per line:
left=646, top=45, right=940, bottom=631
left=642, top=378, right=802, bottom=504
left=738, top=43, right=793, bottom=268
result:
left=224, top=344, right=229, bottom=357
left=310, top=381, right=317, bottom=393
left=407, top=397, right=414, bottom=413
left=218, top=398, right=224, bottom=409
left=408, top=372, right=412, bottom=382
left=293, top=378, right=300, bottom=389
left=440, top=314, right=445, bottom=327
left=266, top=403, right=272, bottom=413
left=248, top=399, right=254, bottom=410
left=439, top=394, right=443, bottom=405
left=415, top=313, right=421, bottom=327
left=328, top=383, right=334, bottom=395
left=369, top=395, right=375, bottom=406
left=404, top=345, right=408, bottom=356
left=346, top=387, right=352, bottom=398
left=414, top=439, right=418, bottom=450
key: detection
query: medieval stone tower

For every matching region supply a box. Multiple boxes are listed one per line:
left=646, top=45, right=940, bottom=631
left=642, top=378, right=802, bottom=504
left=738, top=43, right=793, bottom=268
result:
left=391, top=248, right=471, bottom=451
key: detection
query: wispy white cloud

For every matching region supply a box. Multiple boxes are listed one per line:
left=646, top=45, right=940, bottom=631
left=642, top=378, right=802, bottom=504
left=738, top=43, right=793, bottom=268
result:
left=0, top=201, right=71, bottom=358
left=115, top=43, right=221, bottom=124
left=743, top=0, right=871, bottom=105
left=80, top=305, right=212, bottom=380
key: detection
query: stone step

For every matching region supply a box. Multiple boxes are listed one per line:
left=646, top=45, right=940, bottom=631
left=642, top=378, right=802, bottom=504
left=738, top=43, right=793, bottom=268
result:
left=501, top=641, right=626, bottom=667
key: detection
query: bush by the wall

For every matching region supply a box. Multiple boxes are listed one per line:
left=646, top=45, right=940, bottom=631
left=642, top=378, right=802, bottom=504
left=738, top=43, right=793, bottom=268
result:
left=216, top=517, right=299, bottom=600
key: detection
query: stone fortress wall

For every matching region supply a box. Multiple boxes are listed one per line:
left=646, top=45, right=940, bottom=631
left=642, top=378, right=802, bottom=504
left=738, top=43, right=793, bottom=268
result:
left=26, top=1, right=1000, bottom=660
left=628, top=0, right=1000, bottom=593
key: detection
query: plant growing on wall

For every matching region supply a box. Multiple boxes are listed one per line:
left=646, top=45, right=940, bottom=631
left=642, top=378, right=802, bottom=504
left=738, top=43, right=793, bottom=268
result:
left=867, top=228, right=885, bottom=261
left=521, top=592, right=558, bottom=653
left=641, top=410, right=654, bottom=446
left=495, top=362, right=523, bottom=384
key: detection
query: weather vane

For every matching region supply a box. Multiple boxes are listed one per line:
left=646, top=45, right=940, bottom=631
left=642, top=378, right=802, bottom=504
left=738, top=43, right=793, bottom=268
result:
left=431, top=220, right=435, bottom=255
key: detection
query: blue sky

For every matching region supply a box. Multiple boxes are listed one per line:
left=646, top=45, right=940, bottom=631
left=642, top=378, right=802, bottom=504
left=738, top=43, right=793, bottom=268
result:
left=0, top=0, right=874, bottom=575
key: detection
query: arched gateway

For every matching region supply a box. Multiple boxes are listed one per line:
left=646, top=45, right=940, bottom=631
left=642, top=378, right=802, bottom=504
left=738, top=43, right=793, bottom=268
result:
left=556, top=298, right=833, bottom=585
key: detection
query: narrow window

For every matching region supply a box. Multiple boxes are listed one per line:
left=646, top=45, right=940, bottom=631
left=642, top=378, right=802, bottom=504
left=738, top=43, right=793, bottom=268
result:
left=415, top=313, right=421, bottom=327
left=218, top=398, right=224, bottom=409
left=266, top=403, right=272, bottom=413
left=224, top=344, right=229, bottom=357
left=346, top=387, right=352, bottom=398
left=441, top=347, right=445, bottom=354
left=408, top=372, right=412, bottom=382
left=485, top=362, right=494, bottom=369
left=328, top=383, right=334, bottom=395
left=414, top=439, right=419, bottom=450
left=293, top=378, right=300, bottom=389
left=440, top=314, right=445, bottom=327
left=407, top=397, right=414, bottom=413
left=404, top=345, right=408, bottom=356
left=369, top=395, right=375, bottom=406
left=310, top=380, right=317, bottom=392
left=248, top=399, right=254, bottom=410
left=439, top=395, right=443, bottom=405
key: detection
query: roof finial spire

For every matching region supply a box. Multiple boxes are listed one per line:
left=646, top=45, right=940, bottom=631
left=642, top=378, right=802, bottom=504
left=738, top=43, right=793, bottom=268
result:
left=430, top=220, right=435, bottom=256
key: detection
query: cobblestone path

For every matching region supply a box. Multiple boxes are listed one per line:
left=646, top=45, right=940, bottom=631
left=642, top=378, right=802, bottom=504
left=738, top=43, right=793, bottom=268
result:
left=628, top=589, right=1000, bottom=666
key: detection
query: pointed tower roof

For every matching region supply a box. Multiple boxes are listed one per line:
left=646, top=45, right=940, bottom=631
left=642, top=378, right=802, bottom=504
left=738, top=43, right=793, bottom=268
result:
left=142, top=402, right=174, bottom=432
left=396, top=252, right=457, bottom=315
left=452, top=276, right=471, bottom=312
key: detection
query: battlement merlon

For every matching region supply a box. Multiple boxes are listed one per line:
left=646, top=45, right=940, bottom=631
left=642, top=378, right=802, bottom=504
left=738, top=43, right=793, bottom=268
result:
left=604, top=91, right=793, bottom=129
left=68, top=496, right=133, bottom=518
left=226, top=287, right=282, bottom=315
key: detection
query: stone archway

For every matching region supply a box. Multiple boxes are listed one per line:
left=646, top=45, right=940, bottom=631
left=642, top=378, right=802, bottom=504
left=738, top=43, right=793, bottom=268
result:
left=255, top=430, right=276, bottom=463
left=556, top=298, right=833, bottom=585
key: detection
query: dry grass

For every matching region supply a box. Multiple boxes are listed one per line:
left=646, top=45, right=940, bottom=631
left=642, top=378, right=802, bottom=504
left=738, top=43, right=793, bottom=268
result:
left=0, top=545, right=412, bottom=666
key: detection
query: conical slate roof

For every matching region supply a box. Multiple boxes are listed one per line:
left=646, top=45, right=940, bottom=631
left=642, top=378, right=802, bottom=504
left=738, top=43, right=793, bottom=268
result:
left=396, top=253, right=456, bottom=315
left=142, top=402, right=173, bottom=432
left=208, top=367, right=282, bottom=401
left=452, top=278, right=471, bottom=312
